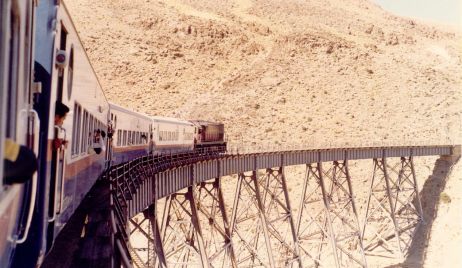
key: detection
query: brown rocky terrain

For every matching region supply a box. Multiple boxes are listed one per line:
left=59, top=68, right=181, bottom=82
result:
left=65, top=0, right=461, bottom=267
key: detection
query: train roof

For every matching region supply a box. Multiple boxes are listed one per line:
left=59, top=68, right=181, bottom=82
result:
left=109, top=102, right=152, bottom=120
left=189, top=120, right=224, bottom=126
left=152, top=116, right=194, bottom=126
left=109, top=103, right=194, bottom=126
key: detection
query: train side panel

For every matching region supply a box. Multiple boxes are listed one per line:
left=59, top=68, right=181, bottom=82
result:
left=50, top=2, right=110, bottom=244
left=152, top=117, right=195, bottom=153
left=110, top=103, right=152, bottom=164
left=12, top=1, right=110, bottom=266
left=0, top=0, right=36, bottom=267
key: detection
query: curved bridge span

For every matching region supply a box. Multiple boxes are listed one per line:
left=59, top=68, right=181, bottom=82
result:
left=106, top=145, right=460, bottom=268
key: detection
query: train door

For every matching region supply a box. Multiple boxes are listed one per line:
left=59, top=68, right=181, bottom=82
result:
left=46, top=22, right=68, bottom=250
left=0, top=0, right=38, bottom=266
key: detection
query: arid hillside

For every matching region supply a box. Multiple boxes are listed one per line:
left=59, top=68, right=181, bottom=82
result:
left=65, top=0, right=461, bottom=267
left=66, top=0, right=461, bottom=148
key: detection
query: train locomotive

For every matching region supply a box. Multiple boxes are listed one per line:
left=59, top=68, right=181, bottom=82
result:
left=0, top=0, right=226, bottom=267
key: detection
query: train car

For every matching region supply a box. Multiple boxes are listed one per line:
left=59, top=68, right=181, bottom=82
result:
left=0, top=0, right=37, bottom=267
left=10, top=1, right=110, bottom=266
left=190, top=120, right=226, bottom=152
left=152, top=116, right=195, bottom=153
left=109, top=102, right=152, bottom=164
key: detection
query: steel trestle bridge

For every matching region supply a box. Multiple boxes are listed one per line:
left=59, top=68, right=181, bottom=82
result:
left=102, top=145, right=460, bottom=268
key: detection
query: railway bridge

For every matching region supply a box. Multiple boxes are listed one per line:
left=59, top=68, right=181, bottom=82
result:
left=51, top=144, right=460, bottom=268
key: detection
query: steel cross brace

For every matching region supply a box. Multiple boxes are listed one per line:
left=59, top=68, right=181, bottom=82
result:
left=362, top=157, right=423, bottom=261
left=155, top=189, right=210, bottom=267
left=195, top=178, right=237, bottom=268
left=229, top=171, right=276, bottom=267
left=296, top=162, right=366, bottom=268
left=258, top=167, right=302, bottom=267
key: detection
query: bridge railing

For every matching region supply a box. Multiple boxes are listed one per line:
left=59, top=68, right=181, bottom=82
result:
left=106, top=148, right=228, bottom=267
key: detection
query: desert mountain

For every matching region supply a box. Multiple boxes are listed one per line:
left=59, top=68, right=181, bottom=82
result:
left=66, top=0, right=461, bottom=148
left=65, top=0, right=461, bottom=266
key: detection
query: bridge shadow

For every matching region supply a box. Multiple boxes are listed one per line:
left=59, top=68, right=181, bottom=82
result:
left=385, top=156, right=459, bottom=268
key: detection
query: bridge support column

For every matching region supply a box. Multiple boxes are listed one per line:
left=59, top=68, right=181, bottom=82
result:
left=156, top=190, right=210, bottom=267
left=363, top=156, right=423, bottom=260
left=144, top=204, right=167, bottom=268
left=259, top=167, right=302, bottom=267
left=296, top=162, right=366, bottom=267
left=195, top=178, right=237, bottom=267
left=187, top=186, right=211, bottom=268
left=229, top=171, right=276, bottom=267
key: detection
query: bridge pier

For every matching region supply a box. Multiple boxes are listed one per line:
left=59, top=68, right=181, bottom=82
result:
left=296, top=161, right=366, bottom=268
left=229, top=171, right=276, bottom=267
left=196, top=179, right=237, bottom=268
left=362, top=156, right=423, bottom=261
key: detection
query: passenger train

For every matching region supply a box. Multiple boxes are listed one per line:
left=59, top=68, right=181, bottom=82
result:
left=0, top=0, right=226, bottom=267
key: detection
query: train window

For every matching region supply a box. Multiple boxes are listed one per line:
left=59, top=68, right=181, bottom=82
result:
left=67, top=47, right=74, bottom=100
left=123, top=130, right=127, bottom=146
left=72, top=103, right=81, bottom=155
left=5, top=7, right=21, bottom=139
left=89, top=115, right=94, bottom=142
left=81, top=110, right=88, bottom=154
left=117, top=130, right=121, bottom=146
left=56, top=25, right=67, bottom=102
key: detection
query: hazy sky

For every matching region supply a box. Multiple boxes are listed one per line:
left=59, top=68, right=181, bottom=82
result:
left=374, top=0, right=462, bottom=27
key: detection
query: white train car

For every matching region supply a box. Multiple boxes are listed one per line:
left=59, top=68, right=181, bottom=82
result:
left=109, top=102, right=152, bottom=164
left=152, top=116, right=195, bottom=153
left=9, top=1, right=110, bottom=266
left=0, top=0, right=36, bottom=267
